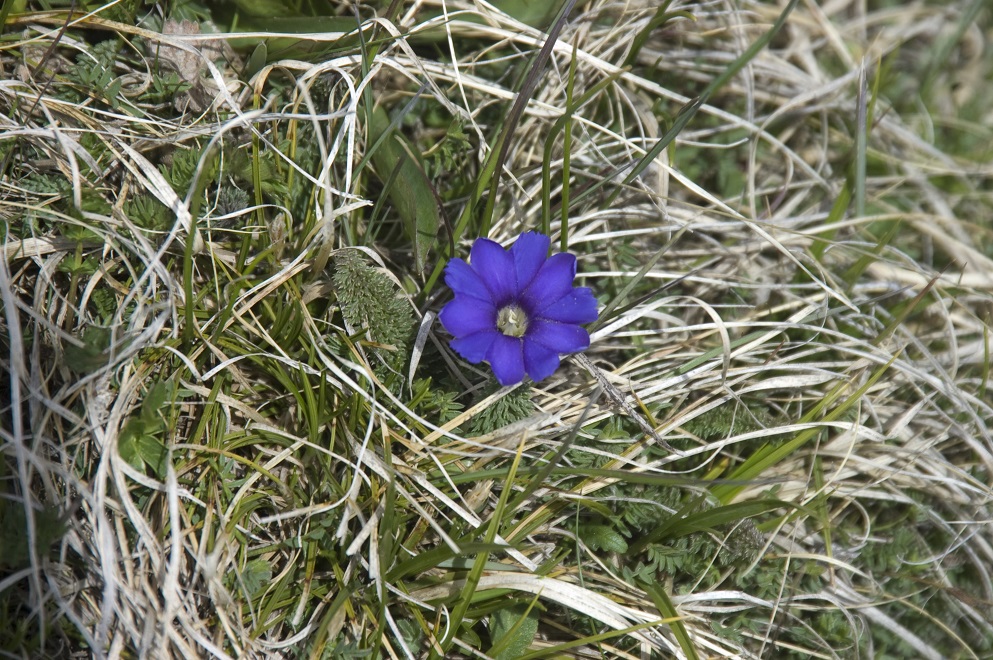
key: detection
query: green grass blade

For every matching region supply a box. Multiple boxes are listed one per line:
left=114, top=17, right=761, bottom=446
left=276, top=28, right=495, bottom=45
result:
left=480, top=0, right=580, bottom=237
left=571, top=0, right=801, bottom=212
left=641, top=580, right=700, bottom=660
left=433, top=446, right=525, bottom=658
left=365, top=104, right=441, bottom=275
left=711, top=349, right=903, bottom=504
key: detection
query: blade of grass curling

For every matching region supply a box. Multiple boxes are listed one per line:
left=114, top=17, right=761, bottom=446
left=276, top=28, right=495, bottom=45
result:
left=479, top=0, right=580, bottom=237
left=640, top=580, right=700, bottom=660
left=711, top=348, right=904, bottom=505
left=432, top=440, right=527, bottom=658
left=570, top=0, right=800, bottom=213
left=559, top=39, right=578, bottom=253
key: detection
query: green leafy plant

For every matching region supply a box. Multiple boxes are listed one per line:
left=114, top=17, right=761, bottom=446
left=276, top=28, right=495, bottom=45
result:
left=332, top=250, right=415, bottom=382
left=118, top=381, right=176, bottom=479
left=60, top=40, right=124, bottom=108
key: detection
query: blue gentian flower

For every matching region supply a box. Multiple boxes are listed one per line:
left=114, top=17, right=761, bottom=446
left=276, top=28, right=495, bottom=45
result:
left=439, top=232, right=598, bottom=386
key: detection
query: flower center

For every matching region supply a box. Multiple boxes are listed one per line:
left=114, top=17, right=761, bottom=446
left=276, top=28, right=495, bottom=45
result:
left=496, top=304, right=528, bottom=338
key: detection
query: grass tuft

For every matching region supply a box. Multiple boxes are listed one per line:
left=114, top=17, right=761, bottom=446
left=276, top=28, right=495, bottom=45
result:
left=1, top=0, right=992, bottom=657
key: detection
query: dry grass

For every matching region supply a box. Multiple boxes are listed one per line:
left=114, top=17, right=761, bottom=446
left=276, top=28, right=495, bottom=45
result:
left=1, top=0, right=992, bottom=658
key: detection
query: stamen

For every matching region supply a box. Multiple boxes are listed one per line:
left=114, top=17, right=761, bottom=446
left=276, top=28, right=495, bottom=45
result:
left=497, top=304, right=528, bottom=337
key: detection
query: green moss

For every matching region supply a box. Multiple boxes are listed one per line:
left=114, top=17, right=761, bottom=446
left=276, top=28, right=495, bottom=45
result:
left=332, top=250, right=415, bottom=383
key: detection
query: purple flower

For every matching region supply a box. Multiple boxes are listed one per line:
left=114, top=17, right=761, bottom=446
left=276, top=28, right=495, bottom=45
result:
left=439, top=232, right=598, bottom=386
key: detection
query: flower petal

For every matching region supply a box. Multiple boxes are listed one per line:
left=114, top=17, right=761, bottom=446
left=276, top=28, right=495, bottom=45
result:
left=470, top=238, right=516, bottom=305
left=450, top=330, right=499, bottom=364
left=523, top=340, right=560, bottom=383
left=527, top=319, right=590, bottom=354
left=536, top=287, right=598, bottom=324
left=486, top=334, right=525, bottom=386
left=445, top=258, right=492, bottom=302
left=521, top=252, right=577, bottom=311
left=510, top=231, right=550, bottom=291
left=439, top=296, right=496, bottom=337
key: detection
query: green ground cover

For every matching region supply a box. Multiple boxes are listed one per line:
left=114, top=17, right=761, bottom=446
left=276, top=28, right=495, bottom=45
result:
left=1, top=0, right=992, bottom=657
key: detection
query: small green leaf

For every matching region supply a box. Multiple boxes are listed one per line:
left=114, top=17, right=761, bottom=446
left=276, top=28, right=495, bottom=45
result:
left=489, top=605, right=538, bottom=660
left=60, top=222, right=100, bottom=242
left=118, top=418, right=147, bottom=472
left=239, top=559, right=273, bottom=598
left=0, top=496, right=64, bottom=571
left=583, top=524, right=629, bottom=553
left=367, top=104, right=440, bottom=274
left=62, top=326, right=112, bottom=374
left=142, top=437, right=169, bottom=480
left=57, top=253, right=99, bottom=277
left=459, top=625, right=482, bottom=649
left=245, top=42, right=267, bottom=79
left=106, top=78, right=123, bottom=107
left=141, top=381, right=170, bottom=422
left=118, top=419, right=169, bottom=479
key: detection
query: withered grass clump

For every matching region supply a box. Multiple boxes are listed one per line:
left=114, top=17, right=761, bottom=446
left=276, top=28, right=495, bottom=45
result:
left=1, top=1, right=991, bottom=658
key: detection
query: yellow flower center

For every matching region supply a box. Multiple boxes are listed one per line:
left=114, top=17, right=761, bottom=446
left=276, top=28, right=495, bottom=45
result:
left=497, top=305, right=528, bottom=338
